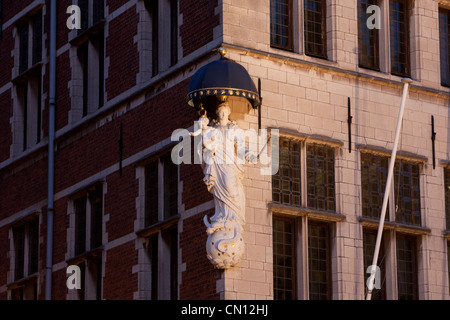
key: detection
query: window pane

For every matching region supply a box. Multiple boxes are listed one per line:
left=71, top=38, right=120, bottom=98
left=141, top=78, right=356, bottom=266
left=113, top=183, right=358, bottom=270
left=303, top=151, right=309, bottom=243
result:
left=396, top=235, right=418, bottom=300
left=149, top=235, right=158, bottom=300
left=394, top=160, right=421, bottom=226
left=390, top=0, right=410, bottom=76
left=439, top=9, right=450, bottom=86
left=77, top=42, right=89, bottom=117
left=169, top=229, right=178, bottom=300
left=273, top=217, right=296, bottom=300
left=32, top=11, right=42, bottom=65
left=308, top=222, right=330, bottom=300
left=163, top=154, right=178, bottom=220
left=272, top=138, right=301, bottom=207
left=170, top=0, right=178, bottom=66
left=270, top=0, right=292, bottom=50
left=361, top=153, right=389, bottom=219
left=145, top=161, right=159, bottom=226
left=18, top=23, right=29, bottom=74
left=363, top=230, right=386, bottom=300
left=78, top=0, right=89, bottom=35
left=75, top=196, right=87, bottom=255
left=304, top=0, right=326, bottom=58
left=445, top=168, right=450, bottom=230
left=93, top=0, right=105, bottom=25
left=447, top=241, right=450, bottom=294
left=306, top=144, right=335, bottom=212
left=14, top=225, right=25, bottom=280
left=28, top=219, right=39, bottom=275
left=145, top=0, right=159, bottom=77
left=358, top=0, right=380, bottom=70
left=90, top=185, right=103, bottom=249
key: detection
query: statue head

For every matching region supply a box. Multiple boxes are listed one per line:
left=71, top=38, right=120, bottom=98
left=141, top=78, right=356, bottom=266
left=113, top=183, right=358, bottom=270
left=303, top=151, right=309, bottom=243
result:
left=216, top=102, right=231, bottom=122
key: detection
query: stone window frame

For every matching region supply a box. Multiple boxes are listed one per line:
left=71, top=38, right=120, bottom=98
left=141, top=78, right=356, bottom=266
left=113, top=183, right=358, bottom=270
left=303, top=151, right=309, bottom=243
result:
left=358, top=146, right=429, bottom=300
left=358, top=145, right=427, bottom=228
left=68, top=0, right=106, bottom=124
left=10, top=5, right=44, bottom=157
left=6, top=211, right=41, bottom=300
left=270, top=130, right=345, bottom=300
left=358, top=0, right=381, bottom=71
left=270, top=0, right=294, bottom=51
left=271, top=129, right=343, bottom=214
left=137, top=0, right=180, bottom=83
left=134, top=145, right=182, bottom=300
left=370, top=0, right=419, bottom=78
left=66, top=180, right=106, bottom=300
left=269, top=0, right=334, bottom=61
left=438, top=6, right=450, bottom=87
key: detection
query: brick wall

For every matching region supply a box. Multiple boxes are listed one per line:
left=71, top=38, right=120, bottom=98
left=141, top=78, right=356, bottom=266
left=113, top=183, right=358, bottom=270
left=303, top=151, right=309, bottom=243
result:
left=105, top=167, right=138, bottom=241
left=180, top=209, right=221, bottom=300
left=179, top=0, right=220, bottom=57
left=104, top=241, right=138, bottom=299
left=105, top=6, right=139, bottom=101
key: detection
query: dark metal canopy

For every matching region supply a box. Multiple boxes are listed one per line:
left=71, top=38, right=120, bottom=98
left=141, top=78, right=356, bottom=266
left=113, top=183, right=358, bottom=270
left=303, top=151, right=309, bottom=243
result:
left=186, top=48, right=261, bottom=110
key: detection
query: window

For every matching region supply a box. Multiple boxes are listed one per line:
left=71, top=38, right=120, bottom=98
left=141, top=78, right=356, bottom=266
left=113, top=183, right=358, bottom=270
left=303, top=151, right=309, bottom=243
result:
left=447, top=241, right=450, bottom=294
left=144, top=0, right=159, bottom=77
left=14, top=10, right=43, bottom=153
left=363, top=229, right=386, bottom=300
left=396, top=235, right=418, bottom=300
left=389, top=0, right=410, bottom=76
left=273, top=217, right=296, bottom=300
left=360, top=153, right=421, bottom=226
left=272, top=139, right=301, bottom=206
left=170, top=0, right=178, bottom=67
left=306, top=144, right=335, bottom=212
left=361, top=153, right=389, bottom=220
left=445, top=168, right=450, bottom=230
left=137, top=151, right=179, bottom=300
left=358, top=0, right=380, bottom=70
left=0, top=0, right=3, bottom=41
left=272, top=216, right=334, bottom=300
left=145, top=153, right=178, bottom=227
left=70, top=184, right=103, bottom=300
left=270, top=0, right=293, bottom=50
left=439, top=8, right=450, bottom=86
left=74, top=185, right=103, bottom=256
left=10, top=217, right=39, bottom=300
left=308, top=221, right=331, bottom=300
left=393, top=160, right=421, bottom=226
left=147, top=229, right=178, bottom=300
left=272, top=137, right=336, bottom=212
left=144, top=0, right=178, bottom=76
left=304, top=0, right=327, bottom=58
left=18, top=11, right=42, bottom=74
left=72, top=0, right=105, bottom=119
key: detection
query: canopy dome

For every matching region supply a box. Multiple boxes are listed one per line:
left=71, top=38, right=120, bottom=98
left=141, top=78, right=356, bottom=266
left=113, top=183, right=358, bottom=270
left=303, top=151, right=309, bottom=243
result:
left=186, top=48, right=260, bottom=110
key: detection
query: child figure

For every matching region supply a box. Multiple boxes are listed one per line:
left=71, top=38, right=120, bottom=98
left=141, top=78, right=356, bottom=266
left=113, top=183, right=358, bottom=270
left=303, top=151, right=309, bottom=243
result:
left=190, top=114, right=217, bottom=192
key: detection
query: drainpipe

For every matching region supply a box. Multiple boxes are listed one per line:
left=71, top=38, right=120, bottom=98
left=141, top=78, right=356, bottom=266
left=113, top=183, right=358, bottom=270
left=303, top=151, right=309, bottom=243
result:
left=45, top=0, right=57, bottom=300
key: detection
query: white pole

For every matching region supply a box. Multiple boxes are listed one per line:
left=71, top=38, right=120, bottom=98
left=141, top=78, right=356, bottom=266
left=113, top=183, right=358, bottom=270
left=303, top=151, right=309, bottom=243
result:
left=366, top=78, right=412, bottom=300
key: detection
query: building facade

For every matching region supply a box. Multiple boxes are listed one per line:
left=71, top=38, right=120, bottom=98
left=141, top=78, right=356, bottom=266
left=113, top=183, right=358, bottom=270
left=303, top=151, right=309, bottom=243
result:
left=0, top=0, right=450, bottom=300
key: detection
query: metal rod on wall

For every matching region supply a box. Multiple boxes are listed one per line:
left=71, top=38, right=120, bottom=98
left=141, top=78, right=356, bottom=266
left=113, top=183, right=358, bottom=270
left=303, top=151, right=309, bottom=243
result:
left=258, top=78, right=262, bottom=132
left=348, top=97, right=352, bottom=153
left=431, top=115, right=436, bottom=170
